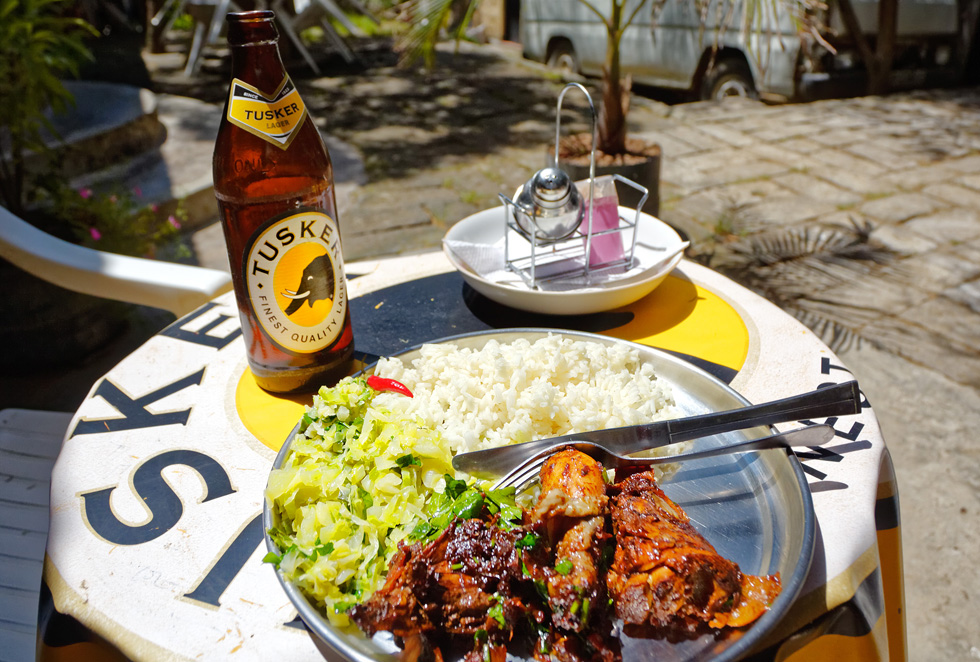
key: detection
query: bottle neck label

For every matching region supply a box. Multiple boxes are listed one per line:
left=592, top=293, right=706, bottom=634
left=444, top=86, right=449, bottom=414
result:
left=243, top=209, right=347, bottom=354
left=227, top=75, right=308, bottom=149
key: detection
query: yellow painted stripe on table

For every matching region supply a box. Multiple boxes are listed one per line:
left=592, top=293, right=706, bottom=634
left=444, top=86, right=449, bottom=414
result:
left=779, top=614, right=889, bottom=662
left=236, top=369, right=313, bottom=452
left=876, top=450, right=907, bottom=662
left=37, top=640, right=130, bottom=662
left=760, top=543, right=881, bottom=649
left=878, top=525, right=907, bottom=662
left=236, top=358, right=369, bottom=452
left=605, top=274, right=749, bottom=372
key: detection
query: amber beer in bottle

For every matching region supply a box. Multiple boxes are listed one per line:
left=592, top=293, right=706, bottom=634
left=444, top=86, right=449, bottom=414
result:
left=213, top=10, right=353, bottom=393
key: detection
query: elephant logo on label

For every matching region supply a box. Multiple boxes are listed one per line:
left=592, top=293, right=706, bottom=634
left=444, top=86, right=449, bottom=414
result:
left=282, top=254, right=336, bottom=316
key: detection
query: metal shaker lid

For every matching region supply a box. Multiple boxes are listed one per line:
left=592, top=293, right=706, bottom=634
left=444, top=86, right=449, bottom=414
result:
left=511, top=166, right=584, bottom=242
left=529, top=167, right=573, bottom=208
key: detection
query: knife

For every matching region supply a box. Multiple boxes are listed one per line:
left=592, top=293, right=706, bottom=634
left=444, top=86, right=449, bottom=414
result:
left=452, top=380, right=860, bottom=476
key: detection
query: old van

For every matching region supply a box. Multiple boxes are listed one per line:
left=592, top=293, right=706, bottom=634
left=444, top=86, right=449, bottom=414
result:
left=519, top=0, right=975, bottom=102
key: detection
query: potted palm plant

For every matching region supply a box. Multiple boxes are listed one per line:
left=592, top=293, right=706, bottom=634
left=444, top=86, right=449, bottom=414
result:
left=399, top=0, right=662, bottom=215
left=550, top=0, right=662, bottom=216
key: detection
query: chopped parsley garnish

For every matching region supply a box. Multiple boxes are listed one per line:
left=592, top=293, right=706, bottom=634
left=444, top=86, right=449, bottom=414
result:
left=395, top=453, right=422, bottom=468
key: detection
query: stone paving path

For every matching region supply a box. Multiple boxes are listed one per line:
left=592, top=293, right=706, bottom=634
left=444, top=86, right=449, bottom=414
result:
left=133, top=39, right=980, bottom=660
left=637, top=91, right=980, bottom=388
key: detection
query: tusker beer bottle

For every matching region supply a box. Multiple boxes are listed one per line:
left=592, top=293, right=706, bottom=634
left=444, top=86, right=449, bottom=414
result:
left=213, top=10, right=353, bottom=394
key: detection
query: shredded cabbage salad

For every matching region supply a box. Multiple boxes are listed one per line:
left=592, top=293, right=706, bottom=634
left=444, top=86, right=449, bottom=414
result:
left=265, top=376, right=517, bottom=627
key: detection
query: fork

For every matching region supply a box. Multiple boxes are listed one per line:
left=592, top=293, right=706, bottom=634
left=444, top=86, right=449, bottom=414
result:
left=455, top=380, right=861, bottom=477
left=491, top=424, right=834, bottom=492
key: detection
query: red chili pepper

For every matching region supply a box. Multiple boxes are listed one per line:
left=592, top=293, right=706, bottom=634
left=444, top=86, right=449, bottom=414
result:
left=366, top=375, right=414, bottom=398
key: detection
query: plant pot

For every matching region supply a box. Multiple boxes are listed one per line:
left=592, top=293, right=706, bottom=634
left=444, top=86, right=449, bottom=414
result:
left=556, top=135, right=661, bottom=218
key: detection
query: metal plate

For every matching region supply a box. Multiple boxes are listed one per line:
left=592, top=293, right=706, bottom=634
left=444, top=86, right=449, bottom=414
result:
left=264, top=329, right=815, bottom=662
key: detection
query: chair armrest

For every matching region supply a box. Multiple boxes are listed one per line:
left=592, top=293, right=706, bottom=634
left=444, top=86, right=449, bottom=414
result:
left=0, top=205, right=233, bottom=317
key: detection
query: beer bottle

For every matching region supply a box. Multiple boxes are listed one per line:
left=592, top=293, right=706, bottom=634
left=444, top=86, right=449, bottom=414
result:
left=213, top=10, right=354, bottom=394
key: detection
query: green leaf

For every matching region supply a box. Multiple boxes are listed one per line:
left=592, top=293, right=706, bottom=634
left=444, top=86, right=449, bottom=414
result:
left=452, top=489, right=484, bottom=520
left=262, top=552, right=281, bottom=565
left=515, top=532, right=540, bottom=549
left=407, top=520, right=436, bottom=541
left=554, top=558, right=573, bottom=576
left=395, top=453, right=422, bottom=468
left=444, top=474, right=468, bottom=499
left=487, top=601, right=506, bottom=628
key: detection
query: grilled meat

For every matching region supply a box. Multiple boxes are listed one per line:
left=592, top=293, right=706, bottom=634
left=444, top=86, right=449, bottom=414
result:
left=522, top=449, right=620, bottom=662
left=350, top=517, right=535, bottom=657
left=352, top=449, right=780, bottom=660
left=607, top=468, right=781, bottom=637
left=529, top=449, right=611, bottom=634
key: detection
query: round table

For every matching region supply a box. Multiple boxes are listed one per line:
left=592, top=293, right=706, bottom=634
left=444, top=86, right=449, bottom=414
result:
left=40, top=253, right=906, bottom=662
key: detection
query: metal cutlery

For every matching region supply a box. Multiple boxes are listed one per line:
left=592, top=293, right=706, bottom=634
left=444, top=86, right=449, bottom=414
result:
left=492, top=424, right=835, bottom=492
left=454, top=380, right=860, bottom=477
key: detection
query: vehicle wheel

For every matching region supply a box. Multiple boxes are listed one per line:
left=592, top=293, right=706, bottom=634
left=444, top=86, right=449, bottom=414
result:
left=547, top=41, right=579, bottom=75
left=701, top=59, right=757, bottom=100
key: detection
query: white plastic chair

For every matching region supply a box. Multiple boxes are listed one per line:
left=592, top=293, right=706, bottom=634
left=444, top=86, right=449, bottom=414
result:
left=0, top=207, right=232, bottom=660
left=182, top=0, right=243, bottom=76
left=274, top=0, right=379, bottom=74
left=0, top=205, right=232, bottom=317
left=0, top=409, right=73, bottom=662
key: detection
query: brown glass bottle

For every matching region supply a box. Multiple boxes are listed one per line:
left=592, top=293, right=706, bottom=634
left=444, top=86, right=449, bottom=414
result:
left=213, top=10, right=353, bottom=394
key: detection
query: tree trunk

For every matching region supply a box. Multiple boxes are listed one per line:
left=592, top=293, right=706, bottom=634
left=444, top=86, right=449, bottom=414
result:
left=873, top=0, right=897, bottom=95
left=835, top=0, right=898, bottom=96
left=596, top=2, right=627, bottom=155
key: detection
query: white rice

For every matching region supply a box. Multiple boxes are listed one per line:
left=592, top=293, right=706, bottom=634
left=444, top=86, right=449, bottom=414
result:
left=372, top=334, right=677, bottom=455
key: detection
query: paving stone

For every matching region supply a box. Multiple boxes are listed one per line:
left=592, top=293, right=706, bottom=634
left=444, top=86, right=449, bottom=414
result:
left=663, top=158, right=788, bottom=193
left=771, top=172, right=863, bottom=207
left=860, top=316, right=980, bottom=388
left=860, top=192, right=946, bottom=223
left=944, top=154, right=980, bottom=172
left=669, top=148, right=743, bottom=173
left=806, top=164, right=897, bottom=196
left=660, top=124, right=732, bottom=152
left=661, top=180, right=786, bottom=232
left=944, top=278, right=980, bottom=314
left=815, top=114, right=871, bottom=130
left=629, top=131, right=696, bottom=159
left=722, top=115, right=785, bottom=135
left=692, top=123, right=756, bottom=148
left=879, top=251, right=980, bottom=294
left=809, top=148, right=888, bottom=176
left=741, top=142, right=810, bottom=168
left=843, top=141, right=910, bottom=171
left=898, top=296, right=980, bottom=355
left=922, top=183, right=980, bottom=209
left=955, top=173, right=980, bottom=191
left=879, top=164, right=965, bottom=191
left=743, top=194, right=841, bottom=226
left=656, top=206, right=714, bottom=242
left=866, top=222, right=940, bottom=254
left=903, top=208, right=980, bottom=244
left=774, top=137, right=826, bottom=154
left=752, top=121, right=823, bottom=141
left=190, top=222, right=229, bottom=273
left=822, top=269, right=933, bottom=312
left=808, top=128, right=868, bottom=147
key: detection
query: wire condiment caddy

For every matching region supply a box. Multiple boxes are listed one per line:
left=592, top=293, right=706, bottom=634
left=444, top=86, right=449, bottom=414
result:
left=498, top=82, right=649, bottom=290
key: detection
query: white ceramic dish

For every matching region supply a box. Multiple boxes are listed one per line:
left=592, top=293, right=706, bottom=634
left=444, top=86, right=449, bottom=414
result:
left=442, top=206, right=686, bottom=315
